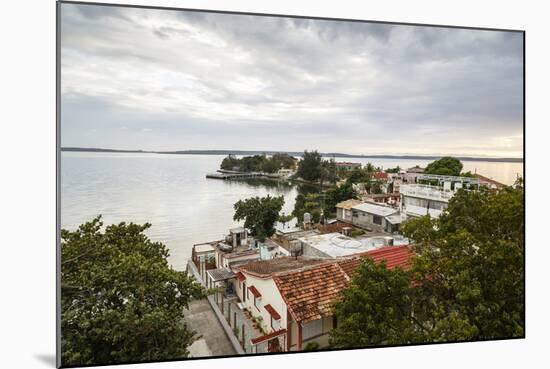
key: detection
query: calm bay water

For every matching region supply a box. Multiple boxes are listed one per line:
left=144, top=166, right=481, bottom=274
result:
left=61, top=152, right=523, bottom=270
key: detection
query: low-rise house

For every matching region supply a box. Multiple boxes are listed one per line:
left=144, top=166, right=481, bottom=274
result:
left=274, top=262, right=348, bottom=350
left=233, top=257, right=329, bottom=352
left=297, top=232, right=407, bottom=258
left=372, top=171, right=389, bottom=182
left=473, top=173, right=505, bottom=189
left=227, top=246, right=413, bottom=352
left=363, top=193, right=400, bottom=206
left=388, top=172, right=405, bottom=193
left=335, top=162, right=362, bottom=171
left=351, top=202, right=400, bottom=232
left=335, top=199, right=363, bottom=223
left=404, top=166, right=425, bottom=183
left=277, top=168, right=296, bottom=179
left=272, top=228, right=320, bottom=256
left=400, top=183, right=452, bottom=218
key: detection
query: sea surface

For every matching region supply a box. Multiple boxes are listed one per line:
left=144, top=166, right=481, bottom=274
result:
left=61, top=152, right=523, bottom=270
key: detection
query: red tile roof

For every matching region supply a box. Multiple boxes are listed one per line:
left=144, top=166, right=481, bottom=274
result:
left=248, top=285, right=262, bottom=298
left=235, top=271, right=246, bottom=282
left=336, top=258, right=362, bottom=277
left=474, top=173, right=505, bottom=188
left=366, top=245, right=414, bottom=270
left=341, top=245, right=414, bottom=277
left=237, top=257, right=327, bottom=278
left=373, top=172, right=389, bottom=180
left=274, top=263, right=349, bottom=324
left=250, top=329, right=287, bottom=345
left=264, top=304, right=281, bottom=320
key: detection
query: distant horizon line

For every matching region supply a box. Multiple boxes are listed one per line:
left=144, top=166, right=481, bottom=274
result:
left=60, top=147, right=524, bottom=163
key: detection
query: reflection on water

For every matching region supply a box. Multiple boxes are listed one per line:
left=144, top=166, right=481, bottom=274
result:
left=61, top=152, right=523, bottom=270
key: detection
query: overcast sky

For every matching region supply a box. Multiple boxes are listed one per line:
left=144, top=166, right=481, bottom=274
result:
left=60, top=3, right=523, bottom=158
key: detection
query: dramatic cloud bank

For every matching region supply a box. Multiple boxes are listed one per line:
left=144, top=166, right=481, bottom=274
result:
left=60, top=4, right=523, bottom=157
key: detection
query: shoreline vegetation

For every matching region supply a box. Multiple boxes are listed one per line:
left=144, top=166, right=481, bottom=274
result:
left=60, top=151, right=524, bottom=365
left=60, top=147, right=524, bottom=163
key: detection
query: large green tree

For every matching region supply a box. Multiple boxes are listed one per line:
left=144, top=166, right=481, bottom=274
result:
left=346, top=167, right=372, bottom=185
left=271, top=153, right=297, bottom=169
left=61, top=217, right=205, bottom=366
left=296, top=150, right=323, bottom=182
left=293, top=192, right=322, bottom=223
left=233, top=195, right=285, bottom=241
left=330, top=184, right=524, bottom=347
left=424, top=156, right=463, bottom=176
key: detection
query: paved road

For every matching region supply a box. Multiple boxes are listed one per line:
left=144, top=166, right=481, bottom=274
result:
left=186, top=299, right=237, bottom=358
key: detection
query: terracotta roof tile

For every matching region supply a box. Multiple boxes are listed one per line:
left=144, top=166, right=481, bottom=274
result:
left=341, top=245, right=414, bottom=277
left=273, top=263, right=349, bottom=324
left=237, top=256, right=326, bottom=277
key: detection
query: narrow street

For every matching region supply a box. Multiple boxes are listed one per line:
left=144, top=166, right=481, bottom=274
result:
left=186, top=299, right=237, bottom=358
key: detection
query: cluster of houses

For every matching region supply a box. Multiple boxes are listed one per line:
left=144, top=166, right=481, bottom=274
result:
left=337, top=165, right=505, bottom=231
left=188, top=164, right=505, bottom=355
left=189, top=224, right=413, bottom=354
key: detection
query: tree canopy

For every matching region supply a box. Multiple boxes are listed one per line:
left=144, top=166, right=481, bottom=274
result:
left=220, top=153, right=296, bottom=173
left=296, top=150, right=323, bottom=182
left=345, top=167, right=372, bottom=185
left=233, top=195, right=285, bottom=241
left=61, top=217, right=205, bottom=366
left=330, top=184, right=524, bottom=348
left=424, top=156, right=463, bottom=176
left=385, top=166, right=401, bottom=173
left=293, top=192, right=322, bottom=223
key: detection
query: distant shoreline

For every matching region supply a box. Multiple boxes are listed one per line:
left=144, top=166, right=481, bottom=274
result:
left=60, top=147, right=524, bottom=163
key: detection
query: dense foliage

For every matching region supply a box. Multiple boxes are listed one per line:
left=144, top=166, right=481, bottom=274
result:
left=233, top=195, right=285, bottom=241
left=293, top=192, right=322, bottom=223
left=220, top=153, right=296, bottom=173
left=385, top=166, right=401, bottom=173
left=61, top=217, right=205, bottom=366
left=345, top=167, right=373, bottom=185
left=323, top=182, right=358, bottom=216
left=330, top=184, right=524, bottom=347
left=296, top=150, right=323, bottom=181
left=424, top=156, right=463, bottom=176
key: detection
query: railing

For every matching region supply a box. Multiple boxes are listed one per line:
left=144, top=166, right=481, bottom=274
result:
left=400, top=184, right=454, bottom=201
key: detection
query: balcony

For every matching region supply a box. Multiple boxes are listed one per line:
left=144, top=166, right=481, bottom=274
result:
left=400, top=184, right=454, bottom=202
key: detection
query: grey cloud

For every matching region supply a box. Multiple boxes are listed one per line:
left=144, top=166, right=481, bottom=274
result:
left=60, top=3, right=523, bottom=157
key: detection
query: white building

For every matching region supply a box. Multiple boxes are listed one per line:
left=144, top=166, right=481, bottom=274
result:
left=400, top=174, right=488, bottom=218
left=400, top=183, right=453, bottom=218
left=351, top=202, right=400, bottom=233
left=335, top=199, right=363, bottom=223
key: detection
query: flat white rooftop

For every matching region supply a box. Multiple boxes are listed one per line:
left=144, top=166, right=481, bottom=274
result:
left=351, top=202, right=399, bottom=217
left=299, top=232, right=391, bottom=258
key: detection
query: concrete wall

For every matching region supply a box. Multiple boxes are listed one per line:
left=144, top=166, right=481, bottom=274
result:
left=235, top=272, right=288, bottom=335
left=300, top=242, right=331, bottom=258
left=300, top=316, right=334, bottom=349
left=352, top=210, right=387, bottom=232
left=336, top=208, right=354, bottom=222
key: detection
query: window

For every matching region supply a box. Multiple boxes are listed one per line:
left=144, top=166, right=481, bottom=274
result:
left=254, top=296, right=261, bottom=311
left=372, top=214, right=383, bottom=225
